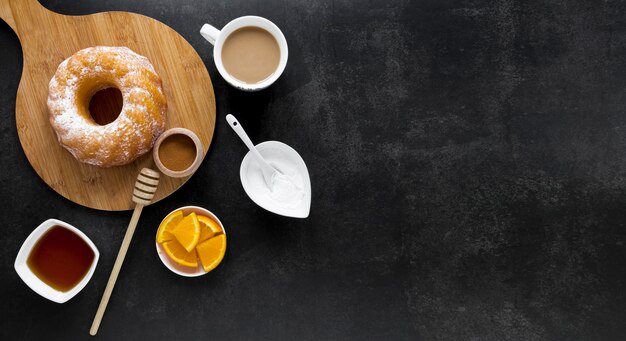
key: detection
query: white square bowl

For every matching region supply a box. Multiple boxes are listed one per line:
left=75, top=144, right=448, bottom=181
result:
left=14, top=219, right=99, bottom=303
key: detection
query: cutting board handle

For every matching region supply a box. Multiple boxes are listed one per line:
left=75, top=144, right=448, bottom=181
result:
left=0, top=0, right=50, bottom=33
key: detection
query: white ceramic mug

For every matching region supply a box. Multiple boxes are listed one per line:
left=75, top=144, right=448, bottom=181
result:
left=200, top=16, right=288, bottom=91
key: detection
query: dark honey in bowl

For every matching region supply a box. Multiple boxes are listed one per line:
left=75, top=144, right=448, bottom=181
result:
left=27, top=226, right=95, bottom=292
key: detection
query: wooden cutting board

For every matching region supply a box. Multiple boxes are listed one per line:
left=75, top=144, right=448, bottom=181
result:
left=0, top=0, right=216, bottom=211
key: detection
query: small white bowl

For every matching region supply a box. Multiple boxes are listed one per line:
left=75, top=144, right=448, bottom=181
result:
left=155, top=206, right=226, bottom=277
left=239, top=141, right=311, bottom=218
left=14, top=219, right=100, bottom=303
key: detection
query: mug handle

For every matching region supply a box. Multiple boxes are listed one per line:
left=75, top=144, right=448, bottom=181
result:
left=200, top=24, right=221, bottom=45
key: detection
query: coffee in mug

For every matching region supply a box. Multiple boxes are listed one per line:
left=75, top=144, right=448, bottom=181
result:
left=200, top=16, right=288, bottom=91
left=221, top=27, right=280, bottom=84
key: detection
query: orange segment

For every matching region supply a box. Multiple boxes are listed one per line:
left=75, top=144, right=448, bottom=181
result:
left=197, top=215, right=223, bottom=243
left=207, top=217, right=224, bottom=235
left=156, top=210, right=184, bottom=243
left=162, top=240, right=198, bottom=268
left=172, top=212, right=201, bottom=252
left=196, top=234, right=226, bottom=272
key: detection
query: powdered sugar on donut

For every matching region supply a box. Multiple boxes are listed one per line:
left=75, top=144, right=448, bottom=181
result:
left=47, top=46, right=167, bottom=167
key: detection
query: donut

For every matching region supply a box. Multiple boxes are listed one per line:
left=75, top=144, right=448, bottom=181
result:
left=47, top=46, right=167, bottom=167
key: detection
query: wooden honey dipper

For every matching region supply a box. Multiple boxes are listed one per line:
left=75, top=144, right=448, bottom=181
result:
left=90, top=168, right=160, bottom=336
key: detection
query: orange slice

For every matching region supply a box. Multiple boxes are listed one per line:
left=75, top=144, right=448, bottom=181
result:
left=172, top=212, right=200, bottom=252
left=197, top=215, right=223, bottom=243
left=162, top=240, right=198, bottom=268
left=196, top=234, right=226, bottom=272
left=156, top=210, right=184, bottom=243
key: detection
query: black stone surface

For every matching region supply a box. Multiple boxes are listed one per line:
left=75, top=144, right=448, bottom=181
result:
left=2, top=0, right=626, bottom=340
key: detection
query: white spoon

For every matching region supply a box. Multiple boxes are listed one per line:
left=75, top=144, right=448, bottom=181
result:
left=226, top=114, right=279, bottom=189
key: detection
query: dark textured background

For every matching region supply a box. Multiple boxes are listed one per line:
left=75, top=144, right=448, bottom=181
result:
left=2, top=0, right=626, bottom=340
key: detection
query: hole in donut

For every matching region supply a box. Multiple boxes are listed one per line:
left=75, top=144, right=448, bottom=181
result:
left=89, top=87, right=123, bottom=125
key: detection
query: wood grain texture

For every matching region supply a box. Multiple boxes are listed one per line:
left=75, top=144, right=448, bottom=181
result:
left=0, top=0, right=216, bottom=211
